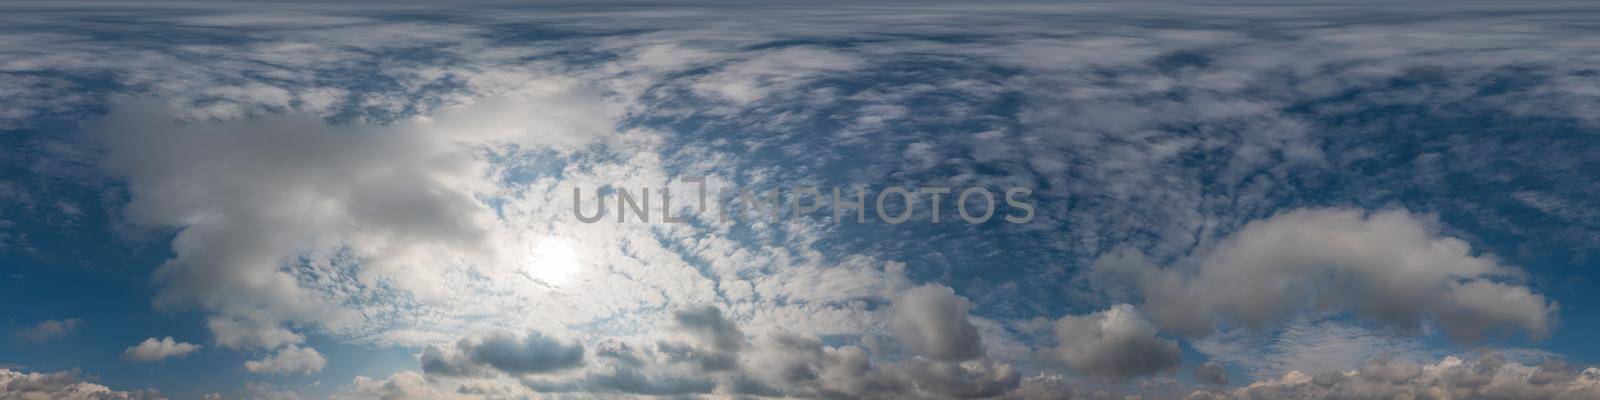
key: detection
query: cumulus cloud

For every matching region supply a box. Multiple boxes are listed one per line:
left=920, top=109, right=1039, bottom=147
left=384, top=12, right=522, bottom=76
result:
left=890, top=284, right=985, bottom=361
left=244, top=345, right=326, bottom=375
left=1098, top=208, right=1555, bottom=341
left=12, top=318, right=84, bottom=342
left=421, top=330, right=585, bottom=378
left=1186, top=354, right=1600, bottom=400
left=0, top=367, right=162, bottom=400
left=206, top=317, right=303, bottom=351
left=121, top=337, right=203, bottom=363
left=93, top=90, right=612, bottom=353
left=1051, top=304, right=1181, bottom=379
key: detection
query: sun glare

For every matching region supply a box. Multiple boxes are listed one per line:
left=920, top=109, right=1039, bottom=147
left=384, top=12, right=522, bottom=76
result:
left=526, top=237, right=582, bottom=287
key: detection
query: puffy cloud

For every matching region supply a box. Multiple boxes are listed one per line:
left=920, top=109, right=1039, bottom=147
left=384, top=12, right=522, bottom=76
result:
left=1187, top=354, right=1600, bottom=400
left=244, top=345, right=326, bottom=375
left=1051, top=304, right=1181, bottom=379
left=93, top=90, right=612, bottom=353
left=1101, top=208, right=1555, bottom=341
left=890, top=284, right=985, bottom=361
left=206, top=317, right=303, bottom=351
left=1195, top=362, right=1229, bottom=386
left=12, top=318, right=84, bottom=342
left=121, top=337, right=202, bottom=363
left=421, top=330, right=584, bottom=377
left=0, top=367, right=162, bottom=400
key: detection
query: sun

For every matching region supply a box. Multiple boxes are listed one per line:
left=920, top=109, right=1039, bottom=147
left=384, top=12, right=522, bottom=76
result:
left=526, top=237, right=583, bottom=287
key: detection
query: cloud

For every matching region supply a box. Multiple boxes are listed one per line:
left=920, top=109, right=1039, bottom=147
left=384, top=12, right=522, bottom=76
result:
left=739, top=330, right=1018, bottom=399
left=421, top=330, right=584, bottom=377
left=1051, top=304, right=1181, bottom=379
left=1193, top=316, right=1432, bottom=380
left=206, top=317, right=303, bottom=351
left=432, top=298, right=1021, bottom=399
left=7, top=5, right=1598, bottom=399
left=889, top=284, right=985, bottom=361
left=1187, top=354, right=1600, bottom=400
left=121, top=337, right=203, bottom=363
left=1195, top=362, right=1229, bottom=386
left=658, top=305, right=745, bottom=372
left=12, top=318, right=84, bottom=342
left=0, top=367, right=162, bottom=400
left=244, top=345, right=326, bottom=375
left=335, top=371, right=466, bottom=400
left=689, top=46, right=863, bottom=106
left=1100, top=208, right=1555, bottom=341
left=211, top=382, right=303, bottom=400
left=93, top=90, right=612, bottom=352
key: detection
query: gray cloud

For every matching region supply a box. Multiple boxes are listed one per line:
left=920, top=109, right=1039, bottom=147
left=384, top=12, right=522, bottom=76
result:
left=443, top=295, right=1020, bottom=399
left=1098, top=208, right=1555, bottom=341
left=421, top=330, right=585, bottom=377
left=658, top=305, right=745, bottom=372
left=1194, top=362, right=1229, bottom=386
left=1051, top=304, right=1181, bottom=379
left=12, top=318, right=84, bottom=342
left=890, top=284, right=986, bottom=362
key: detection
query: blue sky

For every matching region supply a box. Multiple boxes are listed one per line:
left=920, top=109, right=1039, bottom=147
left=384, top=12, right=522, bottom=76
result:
left=2, top=1, right=1599, bottom=399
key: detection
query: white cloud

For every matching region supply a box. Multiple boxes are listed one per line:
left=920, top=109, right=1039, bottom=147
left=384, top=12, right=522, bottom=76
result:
left=93, top=89, right=614, bottom=351
left=244, top=345, right=327, bottom=375
left=121, top=337, right=203, bottom=363
left=206, top=317, right=304, bottom=351
left=690, top=46, right=863, bottom=106
left=0, top=367, right=161, bottom=400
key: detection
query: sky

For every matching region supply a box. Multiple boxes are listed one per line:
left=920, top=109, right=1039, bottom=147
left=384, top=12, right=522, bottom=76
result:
left=1, top=1, right=1599, bottom=399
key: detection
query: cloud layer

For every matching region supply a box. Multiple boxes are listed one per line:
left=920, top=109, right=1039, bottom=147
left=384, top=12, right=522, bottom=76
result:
left=1188, top=354, right=1600, bottom=400
left=0, top=2, right=1597, bottom=398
